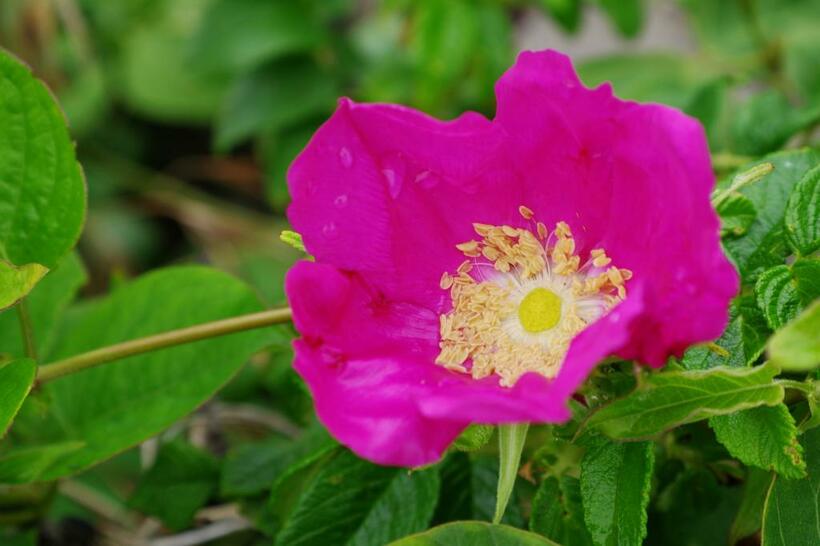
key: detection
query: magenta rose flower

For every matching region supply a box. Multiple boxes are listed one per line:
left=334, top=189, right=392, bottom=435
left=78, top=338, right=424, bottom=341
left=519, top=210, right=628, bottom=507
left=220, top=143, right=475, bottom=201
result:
left=285, top=50, right=738, bottom=467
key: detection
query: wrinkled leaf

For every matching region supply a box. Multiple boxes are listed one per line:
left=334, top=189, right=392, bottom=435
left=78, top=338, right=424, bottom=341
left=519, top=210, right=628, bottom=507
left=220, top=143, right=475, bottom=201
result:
left=710, top=405, right=805, bottom=479
left=580, top=437, right=654, bottom=546
left=588, top=363, right=784, bottom=439
left=785, top=163, right=820, bottom=255
left=723, top=150, right=820, bottom=280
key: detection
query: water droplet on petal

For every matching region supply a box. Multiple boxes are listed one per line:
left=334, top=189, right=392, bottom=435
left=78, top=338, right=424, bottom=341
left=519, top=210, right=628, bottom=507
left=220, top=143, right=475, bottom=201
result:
left=334, top=194, right=348, bottom=208
left=414, top=170, right=441, bottom=189
left=339, top=147, right=353, bottom=168
left=322, top=222, right=337, bottom=238
left=383, top=168, right=403, bottom=199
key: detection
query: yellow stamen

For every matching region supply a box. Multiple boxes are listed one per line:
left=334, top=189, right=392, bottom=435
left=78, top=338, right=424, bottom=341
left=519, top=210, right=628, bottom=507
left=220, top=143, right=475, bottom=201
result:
left=436, top=208, right=631, bottom=387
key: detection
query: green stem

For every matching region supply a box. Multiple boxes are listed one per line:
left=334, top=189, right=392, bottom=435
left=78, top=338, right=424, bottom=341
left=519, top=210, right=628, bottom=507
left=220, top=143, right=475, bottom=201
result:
left=711, top=162, right=774, bottom=207
left=16, top=301, right=37, bottom=360
left=36, top=307, right=292, bottom=385
left=776, top=379, right=814, bottom=395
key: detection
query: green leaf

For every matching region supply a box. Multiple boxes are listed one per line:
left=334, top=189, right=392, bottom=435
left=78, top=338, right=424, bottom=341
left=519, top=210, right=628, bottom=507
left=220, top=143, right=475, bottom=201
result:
left=756, top=259, right=820, bottom=330
left=768, top=300, right=820, bottom=373
left=530, top=476, right=593, bottom=546
left=587, top=363, right=784, bottom=439
left=731, top=91, right=820, bottom=155
left=388, top=521, right=560, bottom=546
left=730, top=469, right=772, bottom=546
left=0, top=359, right=36, bottom=438
left=597, top=0, right=644, bottom=38
left=215, top=60, right=337, bottom=151
left=189, top=0, right=324, bottom=75
left=761, top=426, right=820, bottom=545
left=717, top=193, right=757, bottom=237
left=0, top=50, right=86, bottom=270
left=129, top=440, right=219, bottom=531
left=220, top=424, right=333, bottom=498
left=0, top=262, right=47, bottom=311
left=0, top=252, right=87, bottom=359
left=536, top=0, right=582, bottom=33
left=270, top=448, right=441, bottom=546
left=756, top=265, right=800, bottom=330
left=785, top=163, right=820, bottom=255
left=432, top=453, right=525, bottom=527
left=647, top=468, right=743, bottom=546
left=723, top=149, right=820, bottom=280
left=452, top=424, right=494, bottom=452
left=580, top=437, right=654, bottom=546
left=681, top=296, right=771, bottom=370
left=0, top=266, right=271, bottom=483
left=494, top=423, right=528, bottom=524
left=710, top=405, right=805, bottom=479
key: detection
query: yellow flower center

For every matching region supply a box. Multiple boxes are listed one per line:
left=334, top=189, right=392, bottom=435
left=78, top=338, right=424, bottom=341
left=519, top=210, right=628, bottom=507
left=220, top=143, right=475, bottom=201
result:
left=435, top=205, right=632, bottom=387
left=518, top=288, right=561, bottom=333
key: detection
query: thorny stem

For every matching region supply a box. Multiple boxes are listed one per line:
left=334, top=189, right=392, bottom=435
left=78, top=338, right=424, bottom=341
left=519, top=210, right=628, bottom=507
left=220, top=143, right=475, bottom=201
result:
left=35, top=308, right=293, bottom=386
left=16, top=301, right=37, bottom=360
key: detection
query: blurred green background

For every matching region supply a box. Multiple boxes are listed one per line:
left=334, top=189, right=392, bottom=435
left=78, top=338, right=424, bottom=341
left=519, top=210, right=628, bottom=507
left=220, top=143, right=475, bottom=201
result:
left=1, top=1, right=819, bottom=544
left=2, top=0, right=818, bottom=300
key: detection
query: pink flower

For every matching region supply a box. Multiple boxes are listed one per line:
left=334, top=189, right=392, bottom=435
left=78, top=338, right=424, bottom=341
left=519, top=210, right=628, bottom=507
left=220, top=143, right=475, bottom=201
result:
left=285, top=50, right=738, bottom=467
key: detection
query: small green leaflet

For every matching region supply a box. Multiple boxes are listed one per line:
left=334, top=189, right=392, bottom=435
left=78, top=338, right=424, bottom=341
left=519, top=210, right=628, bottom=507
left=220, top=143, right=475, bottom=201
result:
left=768, top=300, right=820, bottom=372
left=587, top=363, right=784, bottom=439
left=0, top=50, right=86, bottom=270
left=0, top=359, right=36, bottom=438
left=0, top=262, right=48, bottom=311
left=388, top=522, right=560, bottom=546
left=756, top=259, right=820, bottom=330
left=452, top=424, right=494, bottom=452
left=579, top=437, right=653, bottom=546
left=761, top=426, right=820, bottom=545
left=680, top=295, right=770, bottom=370
left=785, top=163, right=820, bottom=255
left=723, top=149, right=820, bottom=280
left=717, top=193, right=757, bottom=237
left=710, top=405, right=805, bottom=479
left=0, top=253, right=87, bottom=359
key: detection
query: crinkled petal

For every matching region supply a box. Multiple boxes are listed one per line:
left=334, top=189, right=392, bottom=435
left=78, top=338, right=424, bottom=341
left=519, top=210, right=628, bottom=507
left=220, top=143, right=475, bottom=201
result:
left=493, top=50, right=738, bottom=364
left=286, top=49, right=739, bottom=466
